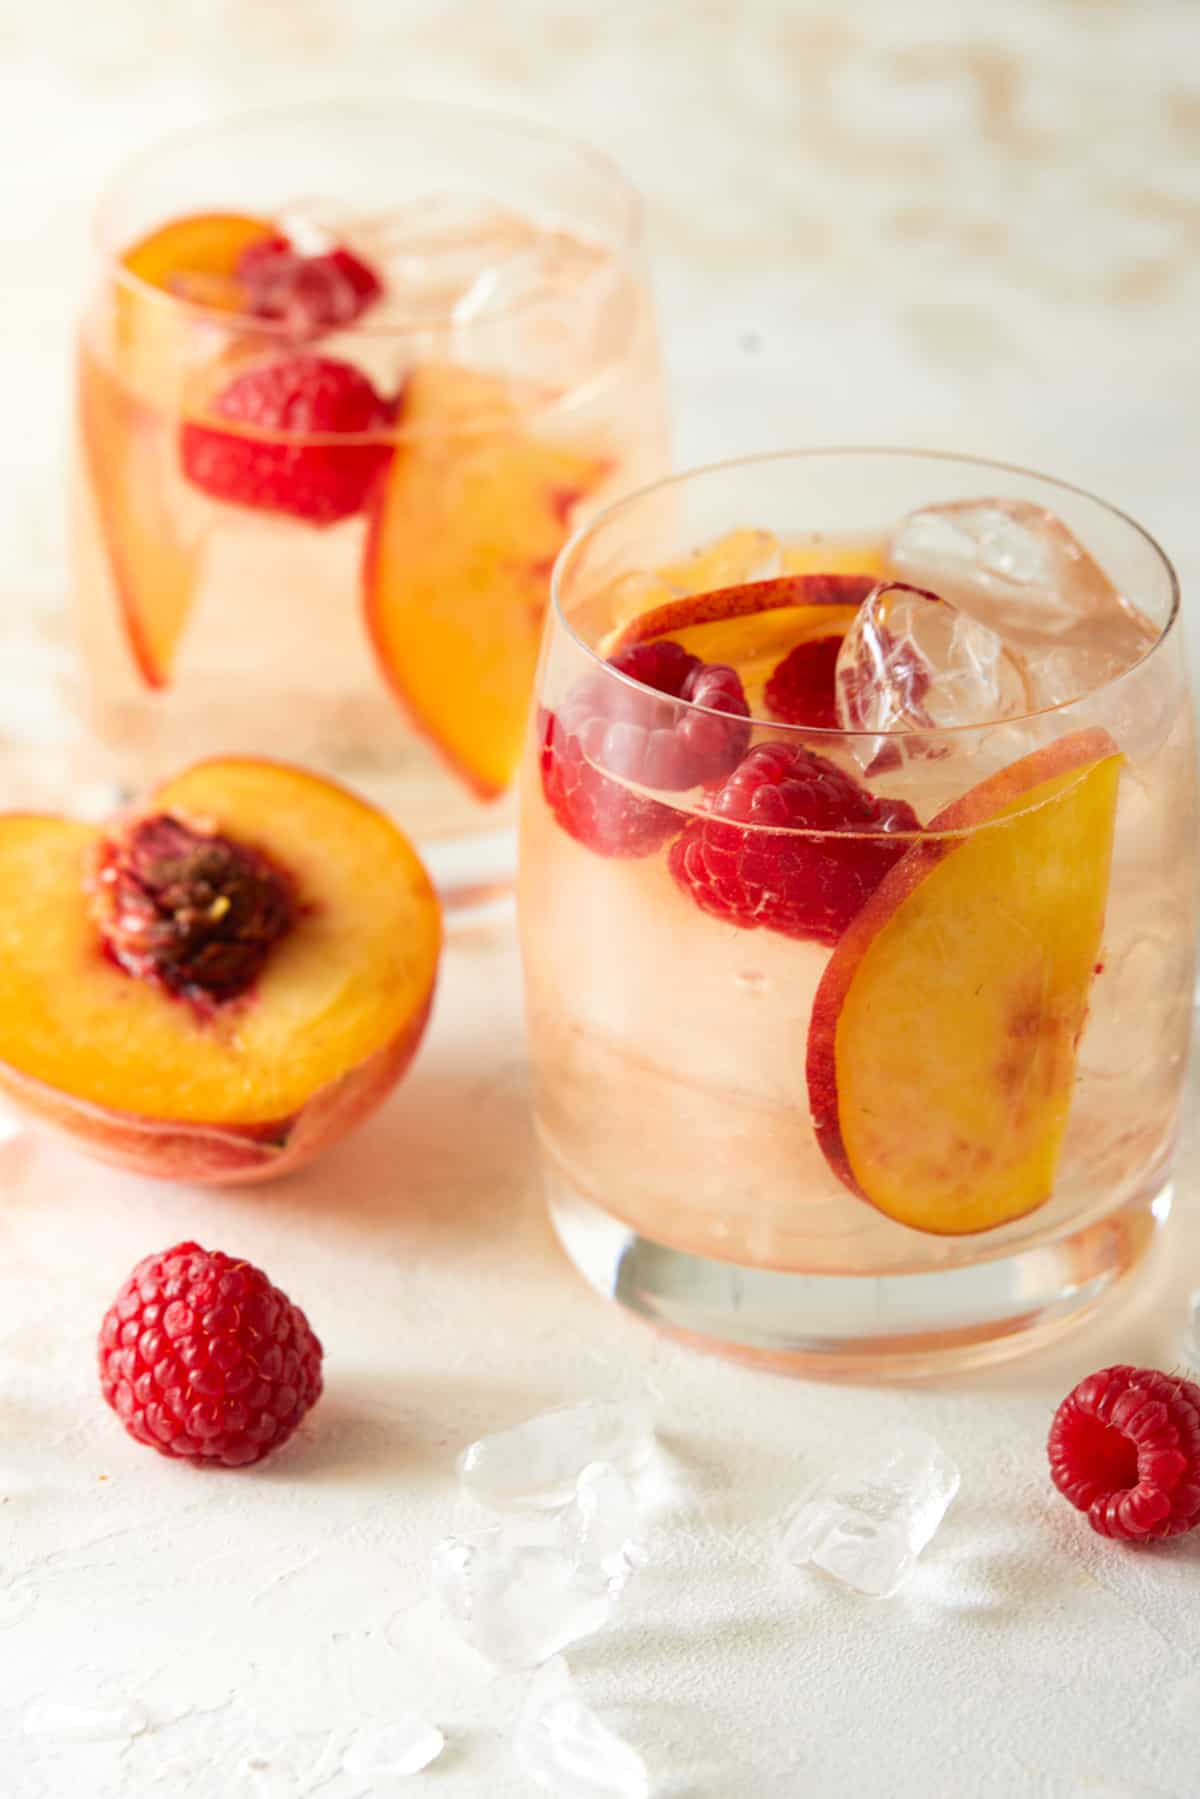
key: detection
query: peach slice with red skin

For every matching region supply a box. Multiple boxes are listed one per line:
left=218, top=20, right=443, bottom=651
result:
left=0, top=758, right=440, bottom=1184
left=119, top=211, right=277, bottom=314
left=364, top=361, right=608, bottom=799
left=603, top=573, right=872, bottom=715
left=78, top=344, right=203, bottom=690
left=84, top=213, right=278, bottom=688
left=806, top=729, right=1122, bottom=1236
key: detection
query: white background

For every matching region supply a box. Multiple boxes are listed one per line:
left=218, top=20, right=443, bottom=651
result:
left=3, top=2, right=1200, bottom=1795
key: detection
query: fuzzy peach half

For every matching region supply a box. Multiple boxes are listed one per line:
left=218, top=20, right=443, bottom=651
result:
left=0, top=759, right=440, bottom=1184
left=806, top=729, right=1122, bottom=1236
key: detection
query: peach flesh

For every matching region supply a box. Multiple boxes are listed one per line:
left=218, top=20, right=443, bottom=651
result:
left=0, top=758, right=441, bottom=1184
left=364, top=361, right=608, bottom=799
left=806, top=729, right=1122, bottom=1236
left=601, top=573, right=873, bottom=717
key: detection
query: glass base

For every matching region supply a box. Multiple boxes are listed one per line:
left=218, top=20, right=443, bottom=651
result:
left=547, top=1172, right=1171, bottom=1379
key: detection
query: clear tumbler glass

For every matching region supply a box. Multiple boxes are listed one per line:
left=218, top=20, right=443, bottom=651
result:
left=71, top=100, right=668, bottom=919
left=519, top=449, right=1197, bottom=1374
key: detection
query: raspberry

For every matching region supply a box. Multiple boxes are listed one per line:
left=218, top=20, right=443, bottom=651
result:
left=539, top=708, right=678, bottom=859
left=668, top=740, right=920, bottom=946
left=237, top=235, right=383, bottom=335
left=180, top=354, right=394, bottom=525
left=98, top=1242, right=323, bottom=1468
left=539, top=640, right=750, bottom=859
left=1048, top=1365, right=1200, bottom=1541
left=764, top=634, right=843, bottom=730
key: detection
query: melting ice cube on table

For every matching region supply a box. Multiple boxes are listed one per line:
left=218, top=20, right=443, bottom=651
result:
left=342, top=1716, right=445, bottom=1778
left=561, top=1463, right=647, bottom=1578
left=888, top=499, right=1157, bottom=706
left=514, top=1659, right=651, bottom=1799
left=782, top=1429, right=960, bottom=1598
left=432, top=1526, right=623, bottom=1668
left=456, top=1399, right=655, bottom=1510
left=835, top=580, right=1032, bottom=742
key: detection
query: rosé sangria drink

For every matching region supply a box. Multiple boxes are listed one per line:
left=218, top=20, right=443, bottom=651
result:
left=519, top=451, right=1198, bottom=1373
left=71, top=103, right=667, bottom=914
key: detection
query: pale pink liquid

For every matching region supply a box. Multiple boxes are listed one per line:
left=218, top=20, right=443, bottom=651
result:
left=521, top=528, right=1196, bottom=1277
left=71, top=206, right=667, bottom=864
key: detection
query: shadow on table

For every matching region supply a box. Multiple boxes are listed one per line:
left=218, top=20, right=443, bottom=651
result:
left=203, top=1053, right=548, bottom=1250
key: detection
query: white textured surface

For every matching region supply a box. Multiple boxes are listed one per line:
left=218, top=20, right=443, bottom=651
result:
left=4, top=2, right=1200, bottom=1795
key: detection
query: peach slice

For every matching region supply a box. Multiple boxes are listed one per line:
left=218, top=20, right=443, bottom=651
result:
left=782, top=539, right=889, bottom=581
left=120, top=211, right=276, bottom=312
left=364, top=361, right=608, bottom=799
left=0, top=758, right=440, bottom=1184
left=806, top=729, right=1122, bottom=1236
left=84, top=214, right=277, bottom=687
left=78, top=344, right=205, bottom=690
left=603, top=574, right=871, bottom=714
left=656, top=528, right=783, bottom=595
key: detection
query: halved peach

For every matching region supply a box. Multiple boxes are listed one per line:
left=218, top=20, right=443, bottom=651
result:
left=364, top=361, right=608, bottom=799
left=0, top=758, right=440, bottom=1184
left=806, top=729, right=1122, bottom=1235
left=602, top=573, right=871, bottom=713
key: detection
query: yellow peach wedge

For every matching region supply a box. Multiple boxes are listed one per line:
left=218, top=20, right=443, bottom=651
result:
left=83, top=213, right=277, bottom=687
left=0, top=758, right=440, bottom=1184
left=806, top=729, right=1122, bottom=1235
left=602, top=573, right=871, bottom=713
left=364, top=361, right=608, bottom=800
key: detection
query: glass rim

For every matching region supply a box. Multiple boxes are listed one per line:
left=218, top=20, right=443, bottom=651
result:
left=550, top=445, right=1182, bottom=740
left=93, top=95, right=644, bottom=344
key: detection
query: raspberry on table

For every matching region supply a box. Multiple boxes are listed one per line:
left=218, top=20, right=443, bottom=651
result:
left=1048, top=1364, right=1200, bottom=1541
left=98, top=1241, right=323, bottom=1468
left=237, top=235, right=383, bottom=335
left=669, top=739, right=920, bottom=946
left=180, top=353, right=394, bottom=525
left=539, top=639, right=750, bottom=859
left=764, top=634, right=844, bottom=730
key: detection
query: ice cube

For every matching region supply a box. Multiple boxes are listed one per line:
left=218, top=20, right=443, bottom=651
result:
left=1184, top=1291, right=1200, bottom=1374
left=275, top=196, right=350, bottom=257
left=513, top=1659, right=651, bottom=1799
left=456, top=1399, right=655, bottom=1510
left=782, top=1429, right=960, bottom=1598
left=342, top=1716, right=445, bottom=1778
left=23, top=1696, right=148, bottom=1742
left=431, top=1528, right=622, bottom=1668
left=889, top=500, right=1157, bottom=705
left=835, top=580, right=1032, bottom=739
left=561, top=1463, right=647, bottom=1578
left=355, top=196, right=537, bottom=323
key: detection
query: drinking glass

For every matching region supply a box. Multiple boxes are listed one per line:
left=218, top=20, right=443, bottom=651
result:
left=518, top=450, right=1197, bottom=1374
left=71, top=100, right=668, bottom=919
